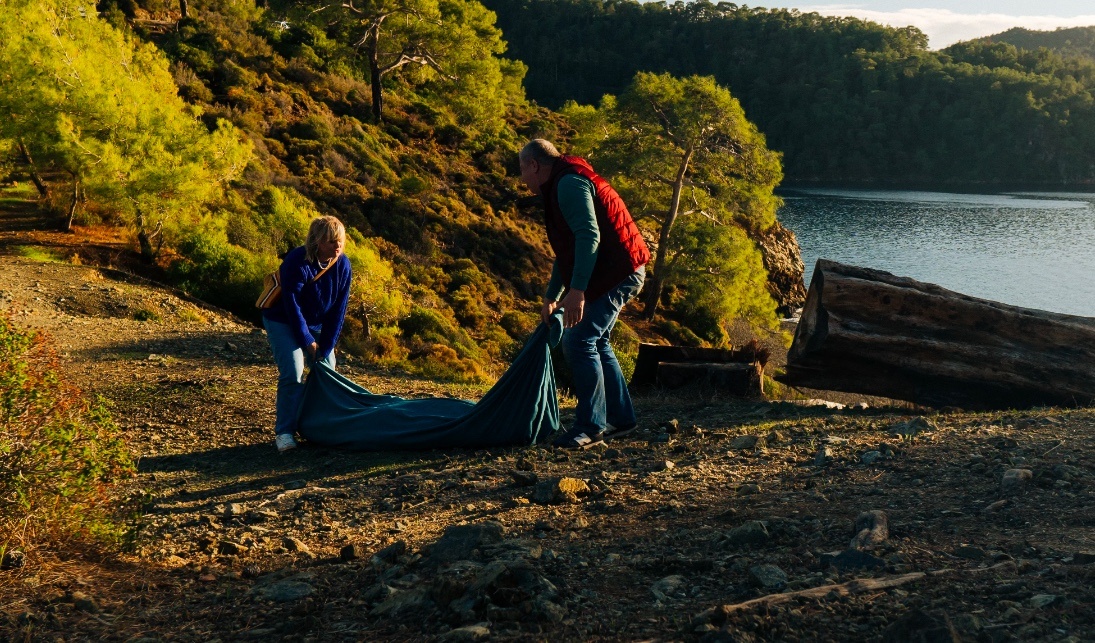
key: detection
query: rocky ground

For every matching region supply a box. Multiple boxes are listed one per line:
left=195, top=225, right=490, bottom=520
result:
left=1, top=205, right=1094, bottom=642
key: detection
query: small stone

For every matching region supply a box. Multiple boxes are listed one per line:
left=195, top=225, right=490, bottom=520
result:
left=242, top=564, right=262, bottom=579
left=531, top=477, right=590, bottom=505
left=649, top=433, right=672, bottom=444
left=814, top=446, right=833, bottom=467
left=510, top=470, right=538, bottom=487
left=955, top=545, right=986, bottom=560
left=1001, top=469, right=1033, bottom=496
left=983, top=499, right=1009, bottom=513
left=225, top=503, right=244, bottom=517
left=850, top=510, right=889, bottom=550
left=72, top=591, right=99, bottom=613
left=439, top=624, right=491, bottom=642
left=1072, top=551, right=1095, bottom=565
left=889, top=416, right=937, bottom=438
left=658, top=460, right=675, bottom=471
left=1029, top=594, right=1059, bottom=609
left=283, top=537, right=311, bottom=554
left=766, top=430, right=784, bottom=444
left=340, top=543, right=367, bottom=561
left=730, top=434, right=766, bottom=451
left=662, top=419, right=680, bottom=433
left=249, top=580, right=314, bottom=602
left=1, top=550, right=26, bottom=570
left=218, top=541, right=249, bottom=556
left=724, top=521, right=769, bottom=547
left=283, top=480, right=307, bottom=490
left=827, top=549, right=885, bottom=571
left=861, top=450, right=883, bottom=465
left=371, top=540, right=407, bottom=566
left=749, top=564, right=788, bottom=590
left=1052, top=464, right=1082, bottom=481
left=650, top=574, right=686, bottom=602
left=737, top=483, right=762, bottom=495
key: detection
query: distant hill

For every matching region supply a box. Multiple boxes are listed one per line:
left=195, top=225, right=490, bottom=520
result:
left=975, top=26, right=1095, bottom=61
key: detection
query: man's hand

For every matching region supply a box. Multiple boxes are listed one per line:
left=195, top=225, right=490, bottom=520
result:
left=560, top=289, right=586, bottom=328
left=540, top=299, right=559, bottom=324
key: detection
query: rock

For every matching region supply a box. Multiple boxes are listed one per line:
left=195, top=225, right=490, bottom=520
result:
left=283, top=480, right=307, bottom=490
left=737, top=483, right=762, bottom=495
left=724, top=521, right=770, bottom=547
left=249, top=580, right=315, bottom=602
left=225, top=503, right=245, bottom=517
left=889, top=416, right=937, bottom=438
left=1052, top=464, right=1083, bottom=481
left=1072, top=551, right=1095, bottom=565
left=71, top=591, right=99, bottom=613
left=649, top=433, right=672, bottom=444
left=730, top=435, right=766, bottom=451
left=1, top=550, right=26, bottom=570
left=663, top=418, right=680, bottom=433
left=850, top=510, right=889, bottom=550
left=370, top=587, right=432, bottom=617
left=340, top=543, right=367, bottom=562
left=1001, top=469, right=1033, bottom=496
left=371, top=540, right=407, bottom=566
left=861, top=450, right=883, bottom=465
left=955, top=545, right=986, bottom=561
left=749, top=564, right=788, bottom=591
left=881, top=609, right=954, bottom=643
left=814, top=446, right=834, bottom=467
left=242, top=564, right=262, bottom=579
left=218, top=541, right=249, bottom=556
left=825, top=549, right=885, bottom=571
left=283, top=537, right=311, bottom=555
left=766, top=430, right=785, bottom=444
left=983, top=499, right=1009, bottom=513
left=1029, top=594, right=1059, bottom=609
left=510, top=470, right=538, bottom=487
left=658, top=460, right=676, bottom=471
left=427, top=522, right=505, bottom=565
left=439, top=624, right=491, bottom=642
left=248, top=509, right=279, bottom=522
left=531, top=477, right=590, bottom=505
left=650, top=574, right=686, bottom=602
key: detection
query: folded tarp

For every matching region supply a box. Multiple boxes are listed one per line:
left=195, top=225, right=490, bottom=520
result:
left=296, top=315, right=563, bottom=450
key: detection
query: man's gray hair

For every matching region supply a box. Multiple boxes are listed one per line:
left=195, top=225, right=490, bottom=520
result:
left=520, top=139, right=561, bottom=165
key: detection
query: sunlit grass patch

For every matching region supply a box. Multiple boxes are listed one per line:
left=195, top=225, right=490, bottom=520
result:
left=16, top=245, right=66, bottom=263
left=176, top=307, right=208, bottom=323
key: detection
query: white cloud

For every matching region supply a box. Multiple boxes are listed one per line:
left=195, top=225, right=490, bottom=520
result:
left=795, top=6, right=1095, bottom=48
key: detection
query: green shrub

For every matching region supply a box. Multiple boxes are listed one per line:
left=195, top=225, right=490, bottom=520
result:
left=0, top=313, right=134, bottom=553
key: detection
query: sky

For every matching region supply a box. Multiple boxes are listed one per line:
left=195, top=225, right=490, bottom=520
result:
left=749, top=2, right=1095, bottom=48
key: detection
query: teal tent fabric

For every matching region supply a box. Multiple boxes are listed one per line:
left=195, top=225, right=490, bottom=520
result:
left=296, top=315, right=563, bottom=450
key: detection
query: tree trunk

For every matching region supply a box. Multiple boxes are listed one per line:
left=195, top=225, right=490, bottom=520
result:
left=16, top=141, right=49, bottom=199
left=179, top=0, right=188, bottom=19
left=642, top=144, right=694, bottom=319
left=136, top=209, right=157, bottom=263
left=64, top=177, right=79, bottom=232
left=366, top=22, right=384, bottom=124
left=778, top=259, right=1095, bottom=410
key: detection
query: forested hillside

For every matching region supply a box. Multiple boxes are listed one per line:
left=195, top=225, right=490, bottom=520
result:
left=1, top=0, right=798, bottom=382
left=483, top=0, right=1095, bottom=185
left=978, top=26, right=1095, bottom=62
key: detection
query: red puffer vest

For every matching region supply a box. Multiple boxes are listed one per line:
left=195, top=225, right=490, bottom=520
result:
left=540, top=156, right=650, bottom=301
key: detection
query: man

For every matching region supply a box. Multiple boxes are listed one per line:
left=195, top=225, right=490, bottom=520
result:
left=518, top=139, right=651, bottom=449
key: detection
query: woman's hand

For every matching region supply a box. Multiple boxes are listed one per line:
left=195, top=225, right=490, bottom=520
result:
left=307, top=342, right=318, bottom=359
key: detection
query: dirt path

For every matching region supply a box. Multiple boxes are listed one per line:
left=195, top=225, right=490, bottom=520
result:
left=2, top=203, right=1095, bottom=642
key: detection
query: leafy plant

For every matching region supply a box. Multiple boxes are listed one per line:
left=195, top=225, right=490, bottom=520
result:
left=0, top=312, right=135, bottom=553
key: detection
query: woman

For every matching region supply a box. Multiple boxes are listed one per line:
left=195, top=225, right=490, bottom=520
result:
left=263, top=216, right=352, bottom=452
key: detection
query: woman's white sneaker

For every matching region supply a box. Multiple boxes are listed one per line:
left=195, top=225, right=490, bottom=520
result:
left=275, top=433, right=298, bottom=452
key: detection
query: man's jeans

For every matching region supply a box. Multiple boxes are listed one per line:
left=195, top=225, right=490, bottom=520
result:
left=264, top=318, right=335, bottom=436
left=561, top=268, right=645, bottom=435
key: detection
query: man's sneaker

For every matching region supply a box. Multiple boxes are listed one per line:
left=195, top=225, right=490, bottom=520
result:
left=604, top=423, right=638, bottom=440
left=552, top=427, right=605, bottom=450
left=275, top=433, right=297, bottom=453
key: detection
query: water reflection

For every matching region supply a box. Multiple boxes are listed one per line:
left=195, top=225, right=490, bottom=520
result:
left=778, top=188, right=1095, bottom=316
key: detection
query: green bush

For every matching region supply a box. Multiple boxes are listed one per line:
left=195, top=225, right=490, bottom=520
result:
left=0, top=313, right=134, bottom=553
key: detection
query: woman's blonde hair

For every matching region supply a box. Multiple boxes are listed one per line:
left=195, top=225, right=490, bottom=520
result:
left=305, top=216, right=346, bottom=263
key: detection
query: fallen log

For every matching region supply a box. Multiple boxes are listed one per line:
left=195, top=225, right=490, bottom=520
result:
left=778, top=260, right=1095, bottom=410
left=631, top=342, right=768, bottom=389
left=656, top=362, right=762, bottom=396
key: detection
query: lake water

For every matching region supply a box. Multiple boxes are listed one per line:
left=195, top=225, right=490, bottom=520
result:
left=776, top=188, right=1095, bottom=318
